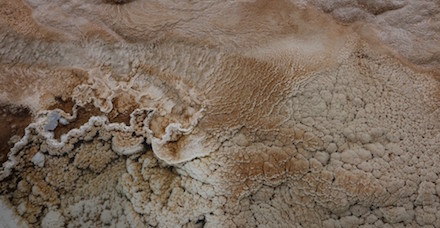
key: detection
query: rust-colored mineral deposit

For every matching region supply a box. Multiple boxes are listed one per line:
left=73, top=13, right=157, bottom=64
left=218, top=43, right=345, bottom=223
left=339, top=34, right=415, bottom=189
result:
left=1, top=0, right=439, bottom=227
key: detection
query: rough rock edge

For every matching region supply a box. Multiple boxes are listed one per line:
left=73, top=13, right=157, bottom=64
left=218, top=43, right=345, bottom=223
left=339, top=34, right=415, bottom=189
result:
left=0, top=103, right=209, bottom=181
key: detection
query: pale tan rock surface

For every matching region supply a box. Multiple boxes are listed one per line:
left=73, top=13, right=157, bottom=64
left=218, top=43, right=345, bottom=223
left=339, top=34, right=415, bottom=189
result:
left=0, top=0, right=439, bottom=227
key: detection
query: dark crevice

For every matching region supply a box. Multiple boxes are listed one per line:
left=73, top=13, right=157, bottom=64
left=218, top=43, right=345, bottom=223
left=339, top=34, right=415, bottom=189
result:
left=195, top=216, right=206, bottom=227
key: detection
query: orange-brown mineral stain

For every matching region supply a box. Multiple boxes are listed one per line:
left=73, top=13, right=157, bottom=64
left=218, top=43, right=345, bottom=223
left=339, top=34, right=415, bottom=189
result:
left=49, top=95, right=139, bottom=139
left=0, top=104, right=32, bottom=164
left=52, top=104, right=102, bottom=140
left=108, top=95, right=139, bottom=126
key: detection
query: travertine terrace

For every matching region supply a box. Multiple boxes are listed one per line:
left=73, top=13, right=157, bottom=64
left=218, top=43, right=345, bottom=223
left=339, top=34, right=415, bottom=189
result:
left=0, top=0, right=439, bottom=227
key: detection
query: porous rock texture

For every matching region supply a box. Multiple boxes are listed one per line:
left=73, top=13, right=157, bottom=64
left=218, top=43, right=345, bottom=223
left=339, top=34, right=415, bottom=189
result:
left=0, top=0, right=439, bottom=227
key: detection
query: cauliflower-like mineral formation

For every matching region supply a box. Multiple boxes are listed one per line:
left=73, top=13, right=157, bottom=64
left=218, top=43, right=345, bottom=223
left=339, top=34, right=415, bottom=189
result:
left=0, top=0, right=439, bottom=227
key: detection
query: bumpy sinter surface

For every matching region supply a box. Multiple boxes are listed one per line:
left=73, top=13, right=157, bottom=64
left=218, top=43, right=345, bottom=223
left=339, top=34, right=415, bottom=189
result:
left=0, top=0, right=439, bottom=227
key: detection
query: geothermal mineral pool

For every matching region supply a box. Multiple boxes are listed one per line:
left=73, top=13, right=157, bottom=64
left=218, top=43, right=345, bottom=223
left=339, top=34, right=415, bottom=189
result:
left=0, top=0, right=439, bottom=227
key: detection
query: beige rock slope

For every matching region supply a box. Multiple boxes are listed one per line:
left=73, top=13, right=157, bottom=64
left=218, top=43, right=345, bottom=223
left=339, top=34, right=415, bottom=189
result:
left=0, top=0, right=439, bottom=227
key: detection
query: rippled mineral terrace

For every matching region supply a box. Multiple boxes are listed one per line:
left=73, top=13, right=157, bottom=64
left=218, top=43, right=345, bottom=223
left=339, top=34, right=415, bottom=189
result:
left=0, top=0, right=439, bottom=227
